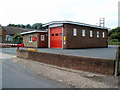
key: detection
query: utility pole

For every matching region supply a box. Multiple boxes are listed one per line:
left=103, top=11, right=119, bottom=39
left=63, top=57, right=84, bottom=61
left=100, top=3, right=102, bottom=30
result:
left=118, top=1, right=120, bottom=27
left=99, top=18, right=105, bottom=27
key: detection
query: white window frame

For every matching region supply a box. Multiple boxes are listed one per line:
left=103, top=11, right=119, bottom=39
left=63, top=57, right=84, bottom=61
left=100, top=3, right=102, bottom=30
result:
left=29, top=35, right=32, bottom=42
left=90, top=30, right=93, bottom=37
left=82, top=29, right=85, bottom=37
left=73, top=28, right=77, bottom=36
left=102, top=32, right=105, bottom=38
left=41, top=35, right=45, bottom=41
left=97, top=31, right=99, bottom=38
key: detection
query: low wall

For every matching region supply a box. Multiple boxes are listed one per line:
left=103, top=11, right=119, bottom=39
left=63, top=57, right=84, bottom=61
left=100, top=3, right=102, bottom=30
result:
left=17, top=49, right=115, bottom=75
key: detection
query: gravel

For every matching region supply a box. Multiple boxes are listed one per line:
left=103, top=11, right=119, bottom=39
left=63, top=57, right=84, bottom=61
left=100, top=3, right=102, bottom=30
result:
left=11, top=57, right=119, bottom=88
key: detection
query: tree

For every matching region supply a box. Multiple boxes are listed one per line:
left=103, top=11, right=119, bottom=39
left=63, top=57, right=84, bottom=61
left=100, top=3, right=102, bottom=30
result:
left=110, top=32, right=120, bottom=40
left=109, top=27, right=120, bottom=41
left=20, top=24, right=25, bottom=28
left=25, top=24, right=31, bottom=28
left=13, top=33, right=23, bottom=44
left=7, top=24, right=16, bottom=27
left=32, top=23, right=42, bottom=29
left=108, top=27, right=120, bottom=36
left=7, top=23, right=43, bottom=29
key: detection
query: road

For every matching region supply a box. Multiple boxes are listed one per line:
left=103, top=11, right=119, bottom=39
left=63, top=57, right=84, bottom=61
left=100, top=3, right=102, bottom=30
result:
left=1, top=48, right=68, bottom=88
left=2, top=47, right=17, bottom=55
left=1, top=47, right=120, bottom=88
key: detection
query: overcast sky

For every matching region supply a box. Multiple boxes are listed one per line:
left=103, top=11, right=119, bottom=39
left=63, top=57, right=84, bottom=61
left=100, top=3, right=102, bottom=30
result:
left=0, top=0, right=119, bottom=29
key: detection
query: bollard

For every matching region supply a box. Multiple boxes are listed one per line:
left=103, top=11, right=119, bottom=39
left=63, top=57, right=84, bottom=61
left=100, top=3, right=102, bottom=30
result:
left=17, top=45, right=19, bottom=49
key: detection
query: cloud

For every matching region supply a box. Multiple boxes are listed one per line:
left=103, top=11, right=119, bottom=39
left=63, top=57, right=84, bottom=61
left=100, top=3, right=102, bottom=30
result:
left=0, top=0, right=119, bottom=28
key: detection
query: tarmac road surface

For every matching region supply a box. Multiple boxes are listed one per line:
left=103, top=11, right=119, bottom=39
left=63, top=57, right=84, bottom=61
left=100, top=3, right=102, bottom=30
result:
left=2, top=45, right=118, bottom=59
left=1, top=49, right=69, bottom=88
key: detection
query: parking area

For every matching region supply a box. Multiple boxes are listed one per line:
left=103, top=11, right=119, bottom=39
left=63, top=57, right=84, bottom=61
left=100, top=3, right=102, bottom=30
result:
left=2, top=45, right=118, bottom=60
left=20, top=45, right=118, bottom=60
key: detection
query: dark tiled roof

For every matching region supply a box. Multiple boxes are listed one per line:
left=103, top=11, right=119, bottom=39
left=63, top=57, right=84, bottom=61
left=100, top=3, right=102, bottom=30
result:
left=3, top=27, right=34, bottom=35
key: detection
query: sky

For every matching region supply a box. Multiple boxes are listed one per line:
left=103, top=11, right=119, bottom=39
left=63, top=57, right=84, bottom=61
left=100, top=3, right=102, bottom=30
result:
left=0, top=0, right=119, bottom=29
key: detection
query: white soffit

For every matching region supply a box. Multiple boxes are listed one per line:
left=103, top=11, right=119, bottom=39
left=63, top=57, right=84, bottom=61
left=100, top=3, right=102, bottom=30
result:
left=21, top=30, right=47, bottom=35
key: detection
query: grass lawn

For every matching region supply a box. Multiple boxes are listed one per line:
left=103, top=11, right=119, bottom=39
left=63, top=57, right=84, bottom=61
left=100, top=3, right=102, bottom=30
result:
left=108, top=42, right=120, bottom=45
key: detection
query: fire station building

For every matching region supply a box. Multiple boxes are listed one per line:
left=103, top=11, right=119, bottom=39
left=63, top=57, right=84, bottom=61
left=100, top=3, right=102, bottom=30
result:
left=43, top=21, right=108, bottom=49
left=21, top=21, right=108, bottom=49
left=21, top=30, right=48, bottom=48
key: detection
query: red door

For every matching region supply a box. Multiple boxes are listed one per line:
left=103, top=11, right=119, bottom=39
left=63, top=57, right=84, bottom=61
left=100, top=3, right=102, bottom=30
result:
left=50, top=27, right=63, bottom=48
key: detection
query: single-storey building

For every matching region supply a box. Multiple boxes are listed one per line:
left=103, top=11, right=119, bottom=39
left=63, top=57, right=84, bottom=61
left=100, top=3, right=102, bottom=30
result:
left=21, top=21, right=108, bottom=49
left=0, top=26, right=34, bottom=43
left=3, top=27, right=33, bottom=42
left=43, top=21, right=108, bottom=49
left=21, top=30, right=48, bottom=48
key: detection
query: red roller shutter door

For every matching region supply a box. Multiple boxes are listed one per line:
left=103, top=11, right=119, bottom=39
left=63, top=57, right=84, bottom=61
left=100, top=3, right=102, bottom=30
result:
left=50, top=27, right=63, bottom=48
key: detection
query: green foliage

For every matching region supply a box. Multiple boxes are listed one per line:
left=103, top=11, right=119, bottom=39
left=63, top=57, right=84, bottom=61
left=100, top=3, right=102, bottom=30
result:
left=25, top=24, right=31, bottom=28
left=108, top=42, right=120, bottom=45
left=109, top=27, right=120, bottom=41
left=7, top=24, right=16, bottom=27
left=32, top=23, right=42, bottom=29
left=13, top=33, right=23, bottom=44
left=108, top=27, right=120, bottom=36
left=110, top=32, right=120, bottom=41
left=20, top=24, right=25, bottom=28
left=7, top=23, right=43, bottom=29
left=7, top=24, right=21, bottom=27
left=110, top=39, right=118, bottom=42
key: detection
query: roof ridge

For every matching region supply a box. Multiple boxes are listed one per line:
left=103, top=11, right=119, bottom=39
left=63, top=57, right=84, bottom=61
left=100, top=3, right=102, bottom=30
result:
left=43, top=21, right=108, bottom=30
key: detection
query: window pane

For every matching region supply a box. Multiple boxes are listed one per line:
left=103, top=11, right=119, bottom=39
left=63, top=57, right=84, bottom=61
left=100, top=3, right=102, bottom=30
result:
left=102, top=32, right=105, bottom=38
left=55, top=33, right=58, bottom=36
left=41, top=35, right=45, bottom=41
left=51, top=34, right=54, bottom=36
left=90, top=31, right=92, bottom=37
left=29, top=36, right=32, bottom=42
left=60, top=33, right=62, bottom=36
left=97, top=31, right=99, bottom=38
left=73, top=28, right=77, bottom=36
left=82, top=29, right=85, bottom=37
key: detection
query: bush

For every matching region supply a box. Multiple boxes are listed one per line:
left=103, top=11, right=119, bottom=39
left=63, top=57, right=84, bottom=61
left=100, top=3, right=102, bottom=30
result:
left=13, top=33, right=23, bottom=44
left=108, top=42, right=120, bottom=45
left=108, top=27, right=120, bottom=42
left=110, top=39, right=119, bottom=42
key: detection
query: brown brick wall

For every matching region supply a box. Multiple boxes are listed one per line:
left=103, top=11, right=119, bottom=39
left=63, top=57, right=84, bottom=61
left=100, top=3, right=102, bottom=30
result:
left=63, top=24, right=108, bottom=49
left=38, top=33, right=48, bottom=47
left=0, top=26, right=6, bottom=43
left=17, top=49, right=115, bottom=75
left=23, top=32, right=48, bottom=48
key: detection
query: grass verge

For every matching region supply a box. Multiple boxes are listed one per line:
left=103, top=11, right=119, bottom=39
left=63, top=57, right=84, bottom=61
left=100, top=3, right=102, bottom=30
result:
left=108, top=42, right=120, bottom=45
